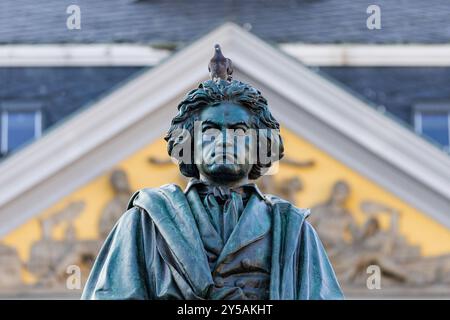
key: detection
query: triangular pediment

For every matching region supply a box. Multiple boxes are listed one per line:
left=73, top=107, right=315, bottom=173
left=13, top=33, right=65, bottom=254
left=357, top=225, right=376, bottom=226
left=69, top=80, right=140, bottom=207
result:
left=1, top=22, right=450, bottom=238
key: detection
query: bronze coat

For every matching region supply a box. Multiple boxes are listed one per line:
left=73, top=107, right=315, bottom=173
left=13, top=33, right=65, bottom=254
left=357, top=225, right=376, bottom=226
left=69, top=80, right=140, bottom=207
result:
left=81, top=184, right=344, bottom=300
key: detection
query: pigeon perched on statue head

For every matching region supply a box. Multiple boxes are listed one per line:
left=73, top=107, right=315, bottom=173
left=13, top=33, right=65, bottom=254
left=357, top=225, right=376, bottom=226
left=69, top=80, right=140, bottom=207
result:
left=208, top=44, right=233, bottom=82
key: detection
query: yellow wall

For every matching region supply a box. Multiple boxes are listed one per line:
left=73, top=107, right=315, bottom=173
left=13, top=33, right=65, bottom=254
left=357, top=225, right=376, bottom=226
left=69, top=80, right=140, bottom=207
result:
left=3, top=127, right=450, bottom=284
left=279, top=128, right=450, bottom=256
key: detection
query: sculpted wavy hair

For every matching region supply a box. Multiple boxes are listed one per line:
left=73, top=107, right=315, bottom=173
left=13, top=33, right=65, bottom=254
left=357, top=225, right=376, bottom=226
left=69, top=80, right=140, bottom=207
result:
left=165, top=79, right=284, bottom=180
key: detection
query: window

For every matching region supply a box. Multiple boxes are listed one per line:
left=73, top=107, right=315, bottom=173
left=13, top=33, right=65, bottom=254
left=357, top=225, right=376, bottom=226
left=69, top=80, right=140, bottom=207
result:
left=0, top=105, right=42, bottom=155
left=414, top=103, right=450, bottom=152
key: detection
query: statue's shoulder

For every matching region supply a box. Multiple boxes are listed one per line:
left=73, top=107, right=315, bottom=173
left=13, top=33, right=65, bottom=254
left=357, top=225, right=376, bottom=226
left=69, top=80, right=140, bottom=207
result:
left=263, top=193, right=311, bottom=219
left=126, top=183, right=184, bottom=210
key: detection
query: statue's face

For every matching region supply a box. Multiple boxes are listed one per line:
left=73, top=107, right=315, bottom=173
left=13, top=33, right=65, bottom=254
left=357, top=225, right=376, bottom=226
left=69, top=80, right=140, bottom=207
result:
left=195, top=102, right=254, bottom=185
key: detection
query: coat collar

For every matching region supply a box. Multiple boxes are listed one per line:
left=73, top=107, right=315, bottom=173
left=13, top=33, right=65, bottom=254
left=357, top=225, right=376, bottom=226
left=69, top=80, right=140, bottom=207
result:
left=185, top=187, right=224, bottom=257
left=184, top=178, right=266, bottom=201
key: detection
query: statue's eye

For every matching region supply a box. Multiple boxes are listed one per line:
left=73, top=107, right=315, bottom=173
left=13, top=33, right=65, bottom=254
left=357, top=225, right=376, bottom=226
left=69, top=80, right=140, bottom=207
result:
left=202, top=126, right=221, bottom=141
left=232, top=124, right=248, bottom=134
left=202, top=125, right=213, bottom=133
left=234, top=128, right=247, bottom=136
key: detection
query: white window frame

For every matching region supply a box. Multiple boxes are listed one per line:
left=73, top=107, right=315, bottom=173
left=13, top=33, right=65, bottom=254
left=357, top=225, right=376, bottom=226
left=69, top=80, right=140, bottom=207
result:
left=0, top=109, right=42, bottom=155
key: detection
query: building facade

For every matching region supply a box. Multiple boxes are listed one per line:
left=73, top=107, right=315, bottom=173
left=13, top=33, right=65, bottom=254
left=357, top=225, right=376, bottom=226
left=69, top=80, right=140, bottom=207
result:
left=1, top=1, right=450, bottom=298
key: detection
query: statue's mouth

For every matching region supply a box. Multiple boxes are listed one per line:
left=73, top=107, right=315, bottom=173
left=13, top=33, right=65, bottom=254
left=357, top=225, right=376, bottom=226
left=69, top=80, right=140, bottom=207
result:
left=209, top=150, right=237, bottom=164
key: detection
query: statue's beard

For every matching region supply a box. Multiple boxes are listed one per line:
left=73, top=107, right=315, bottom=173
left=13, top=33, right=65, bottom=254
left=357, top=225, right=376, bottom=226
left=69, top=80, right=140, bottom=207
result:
left=198, top=162, right=252, bottom=182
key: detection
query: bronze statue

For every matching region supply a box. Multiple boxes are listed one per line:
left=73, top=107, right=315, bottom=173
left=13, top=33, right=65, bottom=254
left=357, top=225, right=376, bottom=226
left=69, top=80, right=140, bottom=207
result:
left=82, top=45, right=343, bottom=300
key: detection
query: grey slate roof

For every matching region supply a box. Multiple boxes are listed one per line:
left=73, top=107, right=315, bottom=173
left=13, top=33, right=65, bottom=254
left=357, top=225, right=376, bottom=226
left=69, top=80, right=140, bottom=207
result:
left=1, top=0, right=450, bottom=44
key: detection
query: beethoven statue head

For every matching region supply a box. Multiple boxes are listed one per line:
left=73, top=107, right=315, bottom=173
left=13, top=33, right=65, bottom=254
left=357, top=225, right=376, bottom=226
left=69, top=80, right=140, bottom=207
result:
left=165, top=47, right=284, bottom=186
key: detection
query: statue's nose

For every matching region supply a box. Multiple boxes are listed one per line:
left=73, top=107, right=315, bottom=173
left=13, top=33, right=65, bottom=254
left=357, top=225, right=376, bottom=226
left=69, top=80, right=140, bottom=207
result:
left=216, top=134, right=233, bottom=148
left=211, top=130, right=234, bottom=151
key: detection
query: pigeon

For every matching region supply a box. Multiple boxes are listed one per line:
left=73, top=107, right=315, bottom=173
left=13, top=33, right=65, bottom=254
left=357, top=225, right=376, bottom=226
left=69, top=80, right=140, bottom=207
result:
left=208, top=44, right=233, bottom=82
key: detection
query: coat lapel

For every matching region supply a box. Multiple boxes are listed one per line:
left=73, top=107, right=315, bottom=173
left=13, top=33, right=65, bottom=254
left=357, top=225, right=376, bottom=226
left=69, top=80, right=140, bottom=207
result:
left=130, top=184, right=214, bottom=297
left=267, top=195, right=309, bottom=300
left=185, top=187, right=224, bottom=256
left=215, top=193, right=271, bottom=267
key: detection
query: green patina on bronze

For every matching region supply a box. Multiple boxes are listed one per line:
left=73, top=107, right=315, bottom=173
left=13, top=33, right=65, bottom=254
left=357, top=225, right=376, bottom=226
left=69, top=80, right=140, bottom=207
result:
left=82, top=45, right=343, bottom=300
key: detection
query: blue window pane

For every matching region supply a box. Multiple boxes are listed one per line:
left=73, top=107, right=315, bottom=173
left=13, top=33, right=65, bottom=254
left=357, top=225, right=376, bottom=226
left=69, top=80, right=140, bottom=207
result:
left=7, top=112, right=36, bottom=152
left=421, top=112, right=449, bottom=147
